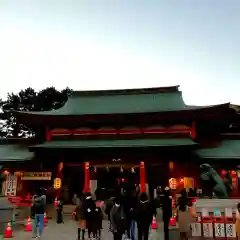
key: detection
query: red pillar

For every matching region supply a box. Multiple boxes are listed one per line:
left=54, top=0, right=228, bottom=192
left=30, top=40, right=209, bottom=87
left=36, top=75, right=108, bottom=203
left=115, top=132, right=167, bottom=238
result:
left=45, top=126, right=52, bottom=141
left=190, top=121, right=196, bottom=139
left=84, top=162, right=90, bottom=193
left=140, top=161, right=146, bottom=193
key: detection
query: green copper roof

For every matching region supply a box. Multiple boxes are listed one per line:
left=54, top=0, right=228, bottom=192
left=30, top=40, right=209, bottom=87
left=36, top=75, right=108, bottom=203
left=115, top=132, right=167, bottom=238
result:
left=53, top=90, right=185, bottom=115
left=0, top=144, right=34, bottom=161
left=32, top=138, right=196, bottom=149
left=13, top=86, right=231, bottom=118
left=196, top=140, right=240, bottom=159
left=15, top=86, right=189, bottom=116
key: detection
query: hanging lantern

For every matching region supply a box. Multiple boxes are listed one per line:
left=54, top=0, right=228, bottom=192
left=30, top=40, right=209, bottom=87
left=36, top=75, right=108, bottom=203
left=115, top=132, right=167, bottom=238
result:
left=120, top=167, right=123, bottom=172
left=93, top=167, right=97, bottom=173
left=169, top=178, right=177, bottom=189
left=221, top=170, right=227, bottom=176
left=183, top=177, right=194, bottom=189
left=131, top=167, right=135, bottom=173
left=169, top=161, right=174, bottom=171
left=53, top=178, right=62, bottom=189
left=3, top=170, right=9, bottom=176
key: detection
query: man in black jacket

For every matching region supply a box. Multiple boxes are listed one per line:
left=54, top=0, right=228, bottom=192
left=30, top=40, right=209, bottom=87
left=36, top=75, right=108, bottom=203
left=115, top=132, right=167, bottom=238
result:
left=32, top=189, right=46, bottom=238
left=135, top=193, right=154, bottom=240
left=162, top=186, right=173, bottom=240
left=123, top=190, right=137, bottom=240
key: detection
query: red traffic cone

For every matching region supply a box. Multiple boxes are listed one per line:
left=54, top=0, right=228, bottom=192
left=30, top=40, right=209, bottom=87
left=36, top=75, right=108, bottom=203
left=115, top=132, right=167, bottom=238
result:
left=151, top=216, right=158, bottom=229
left=44, top=212, right=48, bottom=225
left=169, top=217, right=176, bottom=226
left=25, top=216, right=32, bottom=232
left=4, top=222, right=13, bottom=238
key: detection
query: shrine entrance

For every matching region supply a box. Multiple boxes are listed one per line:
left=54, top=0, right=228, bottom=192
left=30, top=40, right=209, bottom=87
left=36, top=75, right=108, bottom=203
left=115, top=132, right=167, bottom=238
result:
left=62, top=165, right=84, bottom=203
left=92, top=164, right=139, bottom=199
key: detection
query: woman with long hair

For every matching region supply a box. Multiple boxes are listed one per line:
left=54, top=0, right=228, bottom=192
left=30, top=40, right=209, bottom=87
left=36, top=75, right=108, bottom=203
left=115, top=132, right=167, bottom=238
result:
left=176, top=201, right=191, bottom=240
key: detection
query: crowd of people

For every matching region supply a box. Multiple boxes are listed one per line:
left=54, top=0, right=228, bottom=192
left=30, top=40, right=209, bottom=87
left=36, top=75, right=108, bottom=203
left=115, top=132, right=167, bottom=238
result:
left=73, top=190, right=157, bottom=240
left=30, top=187, right=192, bottom=240
left=72, top=186, right=192, bottom=240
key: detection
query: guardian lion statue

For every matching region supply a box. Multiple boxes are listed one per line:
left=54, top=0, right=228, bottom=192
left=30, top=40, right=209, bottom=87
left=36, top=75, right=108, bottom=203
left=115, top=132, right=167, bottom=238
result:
left=200, top=164, right=233, bottom=198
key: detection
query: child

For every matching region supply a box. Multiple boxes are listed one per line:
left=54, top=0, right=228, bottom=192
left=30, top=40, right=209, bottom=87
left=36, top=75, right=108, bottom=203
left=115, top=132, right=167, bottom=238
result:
left=236, top=203, right=240, bottom=239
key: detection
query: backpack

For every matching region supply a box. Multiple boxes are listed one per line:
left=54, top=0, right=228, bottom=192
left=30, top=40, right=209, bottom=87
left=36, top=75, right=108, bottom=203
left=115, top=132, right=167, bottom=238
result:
left=34, top=197, right=44, bottom=209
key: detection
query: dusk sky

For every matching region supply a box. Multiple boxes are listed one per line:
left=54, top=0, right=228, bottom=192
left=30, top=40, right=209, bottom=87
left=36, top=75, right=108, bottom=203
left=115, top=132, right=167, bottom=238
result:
left=0, top=0, right=239, bottom=105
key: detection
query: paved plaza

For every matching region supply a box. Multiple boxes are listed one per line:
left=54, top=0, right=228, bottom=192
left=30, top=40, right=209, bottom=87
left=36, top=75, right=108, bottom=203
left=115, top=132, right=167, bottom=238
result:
left=10, top=219, right=178, bottom=240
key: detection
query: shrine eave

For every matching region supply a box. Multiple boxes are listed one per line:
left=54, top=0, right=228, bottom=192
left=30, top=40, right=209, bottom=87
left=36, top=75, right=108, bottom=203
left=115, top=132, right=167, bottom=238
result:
left=13, top=103, right=232, bottom=127
left=0, top=144, right=34, bottom=162
left=30, top=138, right=197, bottom=149
left=196, top=140, right=240, bottom=159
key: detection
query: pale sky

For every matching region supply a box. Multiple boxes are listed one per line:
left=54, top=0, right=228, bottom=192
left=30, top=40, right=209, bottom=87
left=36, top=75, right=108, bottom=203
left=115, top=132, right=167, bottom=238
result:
left=0, top=0, right=239, bottom=105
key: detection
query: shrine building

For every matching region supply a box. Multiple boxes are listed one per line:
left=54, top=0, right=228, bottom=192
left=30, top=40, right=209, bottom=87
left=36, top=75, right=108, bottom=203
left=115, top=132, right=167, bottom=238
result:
left=1, top=86, right=240, bottom=199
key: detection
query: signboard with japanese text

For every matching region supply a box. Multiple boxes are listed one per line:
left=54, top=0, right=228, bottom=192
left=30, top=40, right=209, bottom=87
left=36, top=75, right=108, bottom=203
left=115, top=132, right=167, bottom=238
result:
left=203, top=223, right=213, bottom=238
left=21, top=172, right=51, bottom=180
left=191, top=222, right=202, bottom=237
left=214, top=223, right=225, bottom=238
left=226, top=223, right=236, bottom=238
left=4, top=174, right=17, bottom=196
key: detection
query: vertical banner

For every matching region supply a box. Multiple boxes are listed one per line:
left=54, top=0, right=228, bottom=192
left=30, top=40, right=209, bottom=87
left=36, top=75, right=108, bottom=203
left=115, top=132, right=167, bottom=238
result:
left=140, top=161, right=146, bottom=192
left=84, top=162, right=90, bottom=192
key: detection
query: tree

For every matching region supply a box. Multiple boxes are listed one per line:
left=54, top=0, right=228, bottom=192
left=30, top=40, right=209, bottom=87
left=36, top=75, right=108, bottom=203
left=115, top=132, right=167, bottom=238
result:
left=0, top=87, right=72, bottom=138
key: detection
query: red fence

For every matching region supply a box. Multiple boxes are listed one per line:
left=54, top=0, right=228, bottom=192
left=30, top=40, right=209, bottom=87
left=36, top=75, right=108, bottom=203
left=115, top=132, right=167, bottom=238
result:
left=7, top=194, right=32, bottom=207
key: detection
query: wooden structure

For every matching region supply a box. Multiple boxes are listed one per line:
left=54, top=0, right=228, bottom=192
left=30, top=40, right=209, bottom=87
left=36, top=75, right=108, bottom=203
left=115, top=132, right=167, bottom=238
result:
left=0, top=86, right=240, bottom=197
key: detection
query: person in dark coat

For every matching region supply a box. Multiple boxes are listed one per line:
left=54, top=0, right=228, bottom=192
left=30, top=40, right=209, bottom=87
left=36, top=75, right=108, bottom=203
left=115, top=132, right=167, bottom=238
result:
left=110, top=197, right=127, bottom=240
left=177, top=189, right=189, bottom=208
left=74, top=195, right=86, bottom=240
left=95, top=201, right=104, bottom=239
left=82, top=193, right=97, bottom=239
left=123, top=190, right=137, bottom=240
left=105, top=196, right=116, bottom=220
left=135, top=192, right=154, bottom=240
left=56, top=198, right=64, bottom=224
left=162, top=186, right=173, bottom=240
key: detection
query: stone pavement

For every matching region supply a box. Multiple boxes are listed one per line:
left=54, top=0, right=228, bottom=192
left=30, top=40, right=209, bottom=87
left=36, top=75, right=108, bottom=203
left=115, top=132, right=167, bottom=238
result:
left=10, top=219, right=175, bottom=240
